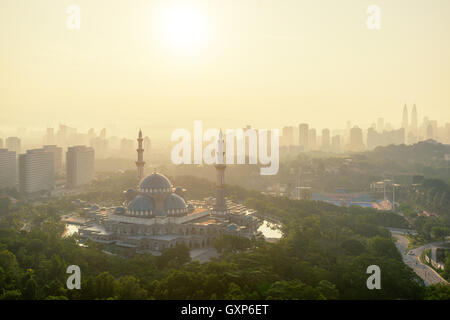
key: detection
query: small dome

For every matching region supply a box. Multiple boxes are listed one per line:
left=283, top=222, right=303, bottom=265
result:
left=127, top=195, right=155, bottom=213
left=165, top=193, right=187, bottom=210
left=114, top=206, right=126, bottom=214
left=124, top=188, right=137, bottom=202
left=138, top=173, right=172, bottom=193
left=226, top=223, right=239, bottom=232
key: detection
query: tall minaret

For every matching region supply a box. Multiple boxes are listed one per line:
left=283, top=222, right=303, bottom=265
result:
left=402, top=104, right=409, bottom=129
left=136, top=129, right=145, bottom=185
left=213, top=130, right=228, bottom=216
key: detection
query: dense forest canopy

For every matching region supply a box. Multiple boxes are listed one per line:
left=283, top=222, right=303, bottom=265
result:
left=1, top=171, right=449, bottom=300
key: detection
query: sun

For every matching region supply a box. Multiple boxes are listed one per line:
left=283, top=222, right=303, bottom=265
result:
left=158, top=4, right=210, bottom=53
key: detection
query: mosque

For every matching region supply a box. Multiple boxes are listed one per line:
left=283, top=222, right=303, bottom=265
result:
left=79, top=130, right=261, bottom=253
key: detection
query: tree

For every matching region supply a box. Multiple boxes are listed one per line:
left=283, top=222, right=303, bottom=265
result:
left=157, top=244, right=191, bottom=269
left=117, top=276, right=147, bottom=300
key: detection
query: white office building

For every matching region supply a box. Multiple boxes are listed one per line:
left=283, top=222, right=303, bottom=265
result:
left=19, top=148, right=55, bottom=194
left=0, top=149, right=16, bottom=189
left=66, top=146, right=95, bottom=188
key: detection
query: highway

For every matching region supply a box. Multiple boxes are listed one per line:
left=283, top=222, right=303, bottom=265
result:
left=390, top=229, right=448, bottom=286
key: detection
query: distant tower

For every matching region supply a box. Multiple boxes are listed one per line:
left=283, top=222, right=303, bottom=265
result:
left=212, top=130, right=228, bottom=216
left=136, top=130, right=145, bottom=185
left=410, top=104, right=418, bottom=143
left=411, top=104, right=418, bottom=129
left=402, top=104, right=409, bottom=129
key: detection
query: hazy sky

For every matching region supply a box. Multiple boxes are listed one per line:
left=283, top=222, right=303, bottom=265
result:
left=1, top=0, right=450, bottom=141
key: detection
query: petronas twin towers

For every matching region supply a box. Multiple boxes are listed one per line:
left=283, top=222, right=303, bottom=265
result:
left=402, top=104, right=418, bottom=143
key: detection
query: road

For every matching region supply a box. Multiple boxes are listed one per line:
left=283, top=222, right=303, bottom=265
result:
left=390, top=230, right=448, bottom=286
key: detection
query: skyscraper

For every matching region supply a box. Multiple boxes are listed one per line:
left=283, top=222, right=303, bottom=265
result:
left=402, top=104, right=409, bottom=129
left=66, top=146, right=95, bottom=189
left=44, top=128, right=55, bottom=145
left=143, top=136, right=151, bottom=160
left=321, top=129, right=330, bottom=150
left=0, top=149, right=16, bottom=189
left=19, top=148, right=55, bottom=194
left=411, top=105, right=418, bottom=130
left=298, top=123, right=309, bottom=151
left=43, top=145, right=63, bottom=174
left=377, top=118, right=384, bottom=133
left=349, top=126, right=365, bottom=152
left=6, top=137, right=21, bottom=154
left=331, top=135, right=341, bottom=153
left=281, top=126, right=294, bottom=146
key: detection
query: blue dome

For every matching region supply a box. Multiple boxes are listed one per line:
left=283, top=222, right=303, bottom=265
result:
left=165, top=193, right=187, bottom=210
left=226, top=223, right=239, bottom=232
left=164, top=193, right=187, bottom=216
left=124, top=188, right=137, bottom=202
left=127, top=195, right=155, bottom=214
left=114, top=206, right=126, bottom=214
left=138, top=173, right=172, bottom=193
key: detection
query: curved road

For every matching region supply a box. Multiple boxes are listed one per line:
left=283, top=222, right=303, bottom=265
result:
left=390, top=230, right=448, bottom=286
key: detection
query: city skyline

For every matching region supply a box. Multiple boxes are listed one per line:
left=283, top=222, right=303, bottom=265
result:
left=1, top=1, right=450, bottom=138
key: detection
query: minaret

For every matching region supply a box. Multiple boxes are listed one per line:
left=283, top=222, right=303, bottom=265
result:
left=213, top=130, right=228, bottom=216
left=136, top=129, right=145, bottom=185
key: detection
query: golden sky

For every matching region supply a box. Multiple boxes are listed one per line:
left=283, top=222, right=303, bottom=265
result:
left=1, top=0, right=450, bottom=140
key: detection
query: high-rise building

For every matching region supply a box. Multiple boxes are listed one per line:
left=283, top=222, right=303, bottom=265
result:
left=281, top=126, right=294, bottom=146
left=6, top=137, right=21, bottom=154
left=367, top=127, right=405, bottom=150
left=143, top=136, right=151, bottom=160
left=331, top=135, right=341, bottom=153
left=18, top=148, right=55, bottom=194
left=321, top=129, right=330, bottom=150
left=0, top=138, right=3, bottom=149
left=44, top=128, right=55, bottom=145
left=90, top=137, right=108, bottom=158
left=308, top=128, right=316, bottom=150
left=43, top=145, right=63, bottom=174
left=402, top=104, right=409, bottom=129
left=298, top=123, right=309, bottom=151
left=120, top=138, right=135, bottom=157
left=349, top=126, right=365, bottom=152
left=0, top=149, right=16, bottom=189
left=66, top=146, right=95, bottom=189
left=100, top=128, right=106, bottom=140
left=377, top=118, right=384, bottom=133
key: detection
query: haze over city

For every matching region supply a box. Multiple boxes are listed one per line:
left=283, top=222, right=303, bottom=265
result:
left=1, top=0, right=450, bottom=307
left=1, top=0, right=450, bottom=141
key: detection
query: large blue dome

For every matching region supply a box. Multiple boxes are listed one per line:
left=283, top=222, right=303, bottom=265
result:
left=138, top=173, right=172, bottom=193
left=127, top=195, right=155, bottom=216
